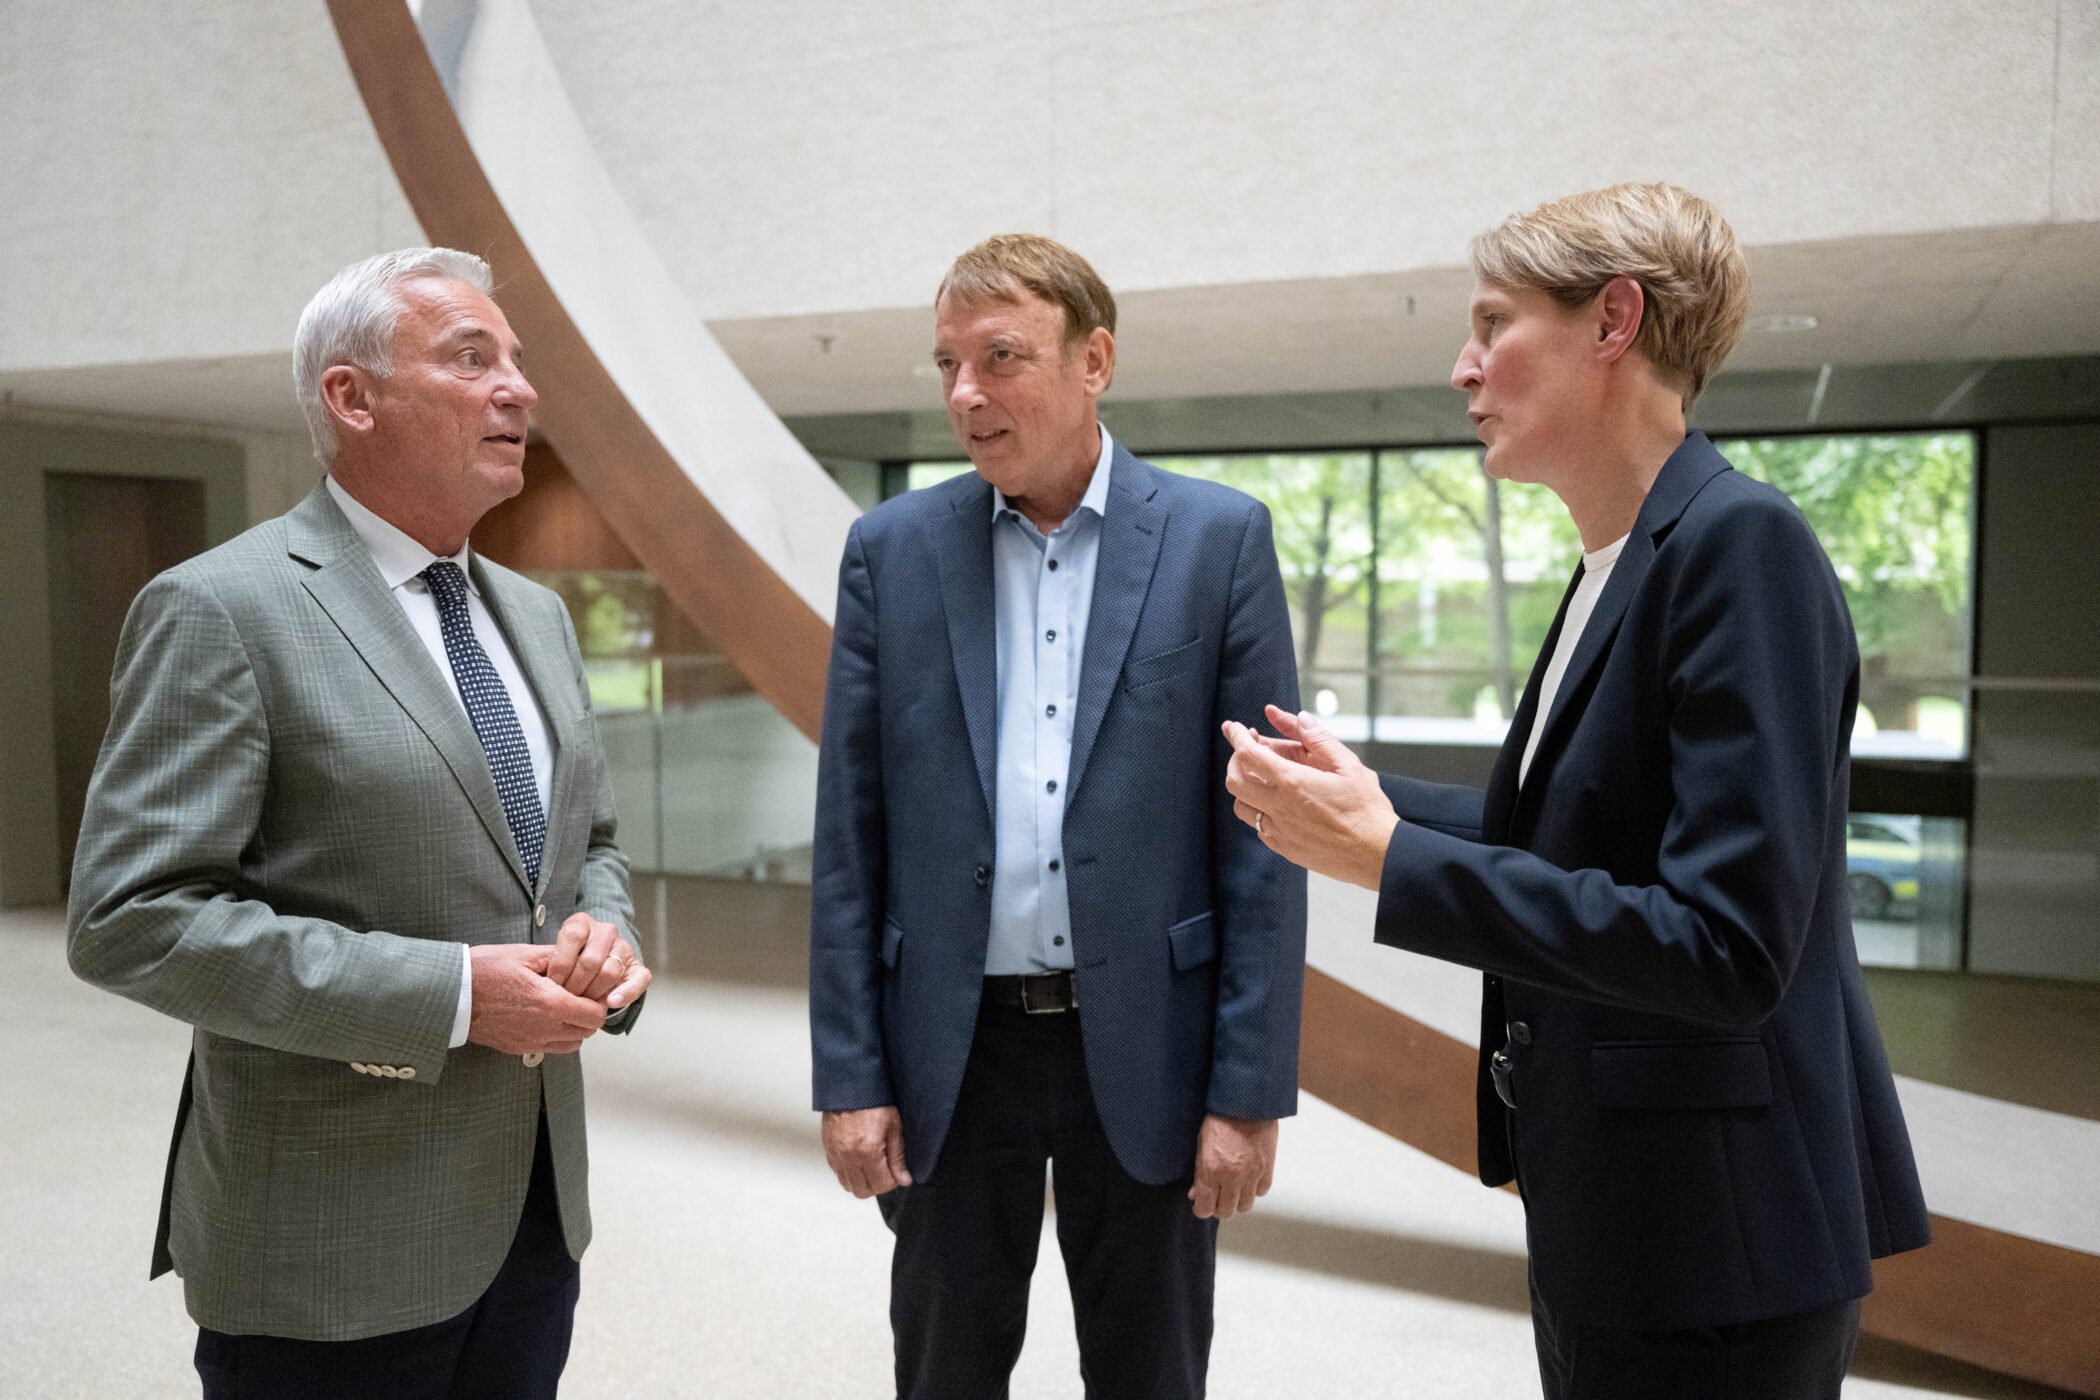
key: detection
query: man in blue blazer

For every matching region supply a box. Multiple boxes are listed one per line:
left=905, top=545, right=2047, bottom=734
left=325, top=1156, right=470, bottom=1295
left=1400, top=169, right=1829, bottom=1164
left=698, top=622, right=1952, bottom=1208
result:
left=1225, top=185, right=1929, bottom=1398
left=810, top=234, right=1306, bottom=1398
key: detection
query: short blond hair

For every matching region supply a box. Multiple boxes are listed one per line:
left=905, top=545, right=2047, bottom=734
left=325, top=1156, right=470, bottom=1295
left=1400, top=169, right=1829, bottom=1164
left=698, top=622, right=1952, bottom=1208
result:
left=1469, top=182, right=1749, bottom=404
left=937, top=233, right=1117, bottom=345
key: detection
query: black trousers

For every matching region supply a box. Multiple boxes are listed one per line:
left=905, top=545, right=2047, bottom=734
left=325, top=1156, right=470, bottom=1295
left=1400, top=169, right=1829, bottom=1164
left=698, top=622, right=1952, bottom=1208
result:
left=195, top=1110, right=580, bottom=1400
left=877, top=996, right=1217, bottom=1400
left=1530, top=1269, right=1861, bottom=1400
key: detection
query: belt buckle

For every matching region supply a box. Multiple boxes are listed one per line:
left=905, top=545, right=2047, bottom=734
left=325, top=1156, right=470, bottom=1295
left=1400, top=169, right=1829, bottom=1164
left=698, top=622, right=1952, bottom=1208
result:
left=1490, top=1048, right=1517, bottom=1109
left=1020, top=973, right=1073, bottom=1015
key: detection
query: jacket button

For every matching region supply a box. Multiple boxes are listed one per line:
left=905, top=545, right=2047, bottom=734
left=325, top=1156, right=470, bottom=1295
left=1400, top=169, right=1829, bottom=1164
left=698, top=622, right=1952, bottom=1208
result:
left=534, top=903, right=547, bottom=928
left=1508, top=1021, right=1533, bottom=1046
left=974, top=865, right=990, bottom=888
left=397, top=1066, right=416, bottom=1080
left=351, top=1062, right=369, bottom=1075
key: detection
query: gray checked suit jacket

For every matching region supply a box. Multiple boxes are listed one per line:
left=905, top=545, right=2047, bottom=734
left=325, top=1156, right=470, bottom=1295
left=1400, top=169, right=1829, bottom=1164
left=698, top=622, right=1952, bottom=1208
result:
left=67, top=482, right=639, bottom=1342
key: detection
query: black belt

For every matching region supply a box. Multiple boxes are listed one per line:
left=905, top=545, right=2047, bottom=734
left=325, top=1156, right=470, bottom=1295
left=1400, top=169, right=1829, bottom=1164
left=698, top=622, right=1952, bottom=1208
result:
left=983, top=971, right=1078, bottom=1014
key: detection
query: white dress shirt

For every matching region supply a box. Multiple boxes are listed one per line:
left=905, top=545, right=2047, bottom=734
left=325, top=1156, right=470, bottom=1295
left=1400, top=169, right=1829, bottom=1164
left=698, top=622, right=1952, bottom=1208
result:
left=325, top=475, right=556, bottom=1046
left=1518, top=531, right=1629, bottom=789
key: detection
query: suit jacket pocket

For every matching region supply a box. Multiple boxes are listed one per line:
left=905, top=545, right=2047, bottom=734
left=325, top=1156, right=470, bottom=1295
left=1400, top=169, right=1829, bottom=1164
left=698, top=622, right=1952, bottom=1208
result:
left=1123, top=637, right=1202, bottom=693
left=1167, top=910, right=1217, bottom=971
left=881, top=917, right=905, bottom=970
left=1591, top=1036, right=1771, bottom=1111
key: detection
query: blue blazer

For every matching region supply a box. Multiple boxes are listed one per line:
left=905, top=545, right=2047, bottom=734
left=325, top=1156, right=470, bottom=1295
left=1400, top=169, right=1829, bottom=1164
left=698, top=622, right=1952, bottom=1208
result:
left=809, top=444, right=1308, bottom=1186
left=1374, top=433, right=1931, bottom=1330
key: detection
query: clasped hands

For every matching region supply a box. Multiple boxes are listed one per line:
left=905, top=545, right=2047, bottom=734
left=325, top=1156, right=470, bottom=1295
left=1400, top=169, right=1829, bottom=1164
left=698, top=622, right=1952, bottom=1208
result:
left=821, top=1106, right=1279, bottom=1221
left=1223, top=704, right=1400, bottom=891
left=466, top=914, right=651, bottom=1057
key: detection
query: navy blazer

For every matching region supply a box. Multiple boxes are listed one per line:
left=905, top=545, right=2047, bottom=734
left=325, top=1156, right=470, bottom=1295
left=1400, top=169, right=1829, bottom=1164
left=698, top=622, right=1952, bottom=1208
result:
left=810, top=444, right=1308, bottom=1186
left=1373, top=433, right=1930, bottom=1330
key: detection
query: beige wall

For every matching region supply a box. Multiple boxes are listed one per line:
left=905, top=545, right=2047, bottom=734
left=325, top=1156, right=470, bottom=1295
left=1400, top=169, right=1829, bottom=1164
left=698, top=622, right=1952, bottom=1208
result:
left=0, top=414, right=258, bottom=906
left=2, top=0, right=2092, bottom=380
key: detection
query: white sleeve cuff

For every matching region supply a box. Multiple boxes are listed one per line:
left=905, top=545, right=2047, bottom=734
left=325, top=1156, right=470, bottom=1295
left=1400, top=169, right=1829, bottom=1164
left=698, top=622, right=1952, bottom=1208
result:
left=448, top=942, right=473, bottom=1048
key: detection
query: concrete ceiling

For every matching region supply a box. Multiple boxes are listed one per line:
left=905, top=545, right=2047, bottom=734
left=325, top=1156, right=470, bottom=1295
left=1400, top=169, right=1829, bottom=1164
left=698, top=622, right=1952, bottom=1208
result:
left=3, top=222, right=2096, bottom=438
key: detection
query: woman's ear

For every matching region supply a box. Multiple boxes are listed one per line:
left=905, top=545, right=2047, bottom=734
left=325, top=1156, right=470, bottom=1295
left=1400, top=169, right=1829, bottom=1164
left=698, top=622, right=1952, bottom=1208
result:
left=1594, top=276, right=1646, bottom=364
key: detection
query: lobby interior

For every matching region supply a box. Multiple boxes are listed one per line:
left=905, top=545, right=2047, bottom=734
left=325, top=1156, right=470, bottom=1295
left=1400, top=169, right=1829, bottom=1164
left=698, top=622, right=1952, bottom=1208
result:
left=2, top=2, right=2097, bottom=1396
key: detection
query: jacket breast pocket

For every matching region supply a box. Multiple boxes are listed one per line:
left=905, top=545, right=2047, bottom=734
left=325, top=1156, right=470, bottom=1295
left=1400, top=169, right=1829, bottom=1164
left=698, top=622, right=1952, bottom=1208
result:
left=1590, top=1036, right=1772, bottom=1111
left=1167, top=910, right=1217, bottom=971
left=1123, top=637, right=1201, bottom=693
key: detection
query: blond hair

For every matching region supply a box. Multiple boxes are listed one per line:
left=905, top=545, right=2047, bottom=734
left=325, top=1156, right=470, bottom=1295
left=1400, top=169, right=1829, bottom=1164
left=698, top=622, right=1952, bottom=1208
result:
left=937, top=234, right=1117, bottom=345
left=1469, top=183, right=1749, bottom=404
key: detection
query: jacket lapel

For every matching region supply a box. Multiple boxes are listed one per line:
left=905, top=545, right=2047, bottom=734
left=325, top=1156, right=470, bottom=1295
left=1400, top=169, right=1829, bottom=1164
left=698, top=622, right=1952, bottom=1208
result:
left=288, top=486, right=534, bottom=898
left=1066, top=449, right=1167, bottom=808
left=1504, top=433, right=1734, bottom=832
left=932, top=477, right=1000, bottom=823
left=473, top=559, right=577, bottom=898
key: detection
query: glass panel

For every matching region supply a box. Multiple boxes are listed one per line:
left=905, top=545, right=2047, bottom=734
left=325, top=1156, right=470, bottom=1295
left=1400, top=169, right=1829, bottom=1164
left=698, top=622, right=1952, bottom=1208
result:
left=531, top=568, right=816, bottom=883
left=906, top=461, right=973, bottom=492
left=1152, top=453, right=1376, bottom=732
left=1372, top=447, right=1576, bottom=745
left=1847, top=812, right=1966, bottom=970
left=1719, top=433, right=1975, bottom=760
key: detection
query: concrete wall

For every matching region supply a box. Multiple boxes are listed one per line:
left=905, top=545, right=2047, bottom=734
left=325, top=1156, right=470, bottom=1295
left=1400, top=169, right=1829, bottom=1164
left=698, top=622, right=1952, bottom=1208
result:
left=2, top=0, right=2092, bottom=374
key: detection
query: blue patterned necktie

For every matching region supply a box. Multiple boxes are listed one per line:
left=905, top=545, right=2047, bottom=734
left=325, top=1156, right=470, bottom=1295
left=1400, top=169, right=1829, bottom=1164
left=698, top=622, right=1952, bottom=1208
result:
left=422, top=561, right=546, bottom=888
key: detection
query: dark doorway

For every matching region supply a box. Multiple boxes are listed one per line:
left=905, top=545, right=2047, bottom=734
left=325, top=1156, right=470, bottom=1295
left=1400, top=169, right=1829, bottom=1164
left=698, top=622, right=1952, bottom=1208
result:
left=45, top=473, right=209, bottom=882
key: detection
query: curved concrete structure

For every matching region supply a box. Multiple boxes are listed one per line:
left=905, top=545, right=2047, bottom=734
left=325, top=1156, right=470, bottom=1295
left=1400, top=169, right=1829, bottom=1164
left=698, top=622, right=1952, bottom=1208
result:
left=328, top=3, right=2100, bottom=1392
left=330, top=0, right=856, bottom=738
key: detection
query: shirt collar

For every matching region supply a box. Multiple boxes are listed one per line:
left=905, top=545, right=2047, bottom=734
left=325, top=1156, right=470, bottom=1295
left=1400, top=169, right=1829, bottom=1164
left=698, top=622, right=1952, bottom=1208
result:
left=991, top=424, right=1116, bottom=528
left=325, top=474, right=477, bottom=594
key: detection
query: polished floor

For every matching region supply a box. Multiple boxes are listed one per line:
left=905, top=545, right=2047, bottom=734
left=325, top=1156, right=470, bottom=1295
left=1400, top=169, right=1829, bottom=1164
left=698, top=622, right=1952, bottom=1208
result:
left=1, top=902, right=2078, bottom=1399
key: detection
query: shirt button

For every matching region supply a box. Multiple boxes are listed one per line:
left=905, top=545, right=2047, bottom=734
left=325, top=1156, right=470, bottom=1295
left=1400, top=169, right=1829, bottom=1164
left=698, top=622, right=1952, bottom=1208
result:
left=1046, top=780, right=1057, bottom=794
left=1046, top=704, right=1057, bottom=717
left=1048, top=559, right=1059, bottom=572
left=1045, top=629, right=1057, bottom=643
left=1054, top=936, right=1065, bottom=947
left=1048, top=859, right=1061, bottom=872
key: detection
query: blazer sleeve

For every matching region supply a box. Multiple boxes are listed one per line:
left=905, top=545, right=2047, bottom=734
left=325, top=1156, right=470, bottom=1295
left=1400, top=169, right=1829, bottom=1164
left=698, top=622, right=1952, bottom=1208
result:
left=808, top=519, right=894, bottom=1110
left=1372, top=499, right=1849, bottom=1028
left=1379, top=773, right=1486, bottom=842
left=66, top=569, right=464, bottom=1081
left=1205, top=501, right=1309, bottom=1120
left=560, top=601, right=644, bottom=1035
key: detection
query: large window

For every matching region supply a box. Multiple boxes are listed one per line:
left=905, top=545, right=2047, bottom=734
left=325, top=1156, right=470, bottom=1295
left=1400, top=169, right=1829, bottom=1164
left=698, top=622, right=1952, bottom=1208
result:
left=1147, top=433, right=1977, bottom=758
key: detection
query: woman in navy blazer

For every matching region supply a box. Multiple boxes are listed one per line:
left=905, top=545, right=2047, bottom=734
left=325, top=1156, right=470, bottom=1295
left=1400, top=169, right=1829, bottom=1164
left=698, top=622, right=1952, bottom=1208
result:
left=1225, top=183, right=1930, bottom=1399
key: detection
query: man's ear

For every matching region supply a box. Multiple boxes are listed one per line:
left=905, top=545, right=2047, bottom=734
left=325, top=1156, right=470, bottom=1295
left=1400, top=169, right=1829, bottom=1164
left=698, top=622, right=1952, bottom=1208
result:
left=1594, top=276, right=1646, bottom=365
left=320, top=364, right=378, bottom=442
left=1083, top=326, right=1116, bottom=396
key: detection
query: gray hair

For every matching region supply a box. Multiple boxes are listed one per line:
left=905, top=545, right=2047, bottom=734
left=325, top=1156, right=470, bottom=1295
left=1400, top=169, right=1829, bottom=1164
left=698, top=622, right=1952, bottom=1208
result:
left=292, top=247, right=493, bottom=464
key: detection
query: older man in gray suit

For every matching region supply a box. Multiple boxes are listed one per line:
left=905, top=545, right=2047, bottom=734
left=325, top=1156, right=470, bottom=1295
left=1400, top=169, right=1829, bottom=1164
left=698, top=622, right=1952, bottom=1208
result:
left=67, top=247, right=650, bottom=1399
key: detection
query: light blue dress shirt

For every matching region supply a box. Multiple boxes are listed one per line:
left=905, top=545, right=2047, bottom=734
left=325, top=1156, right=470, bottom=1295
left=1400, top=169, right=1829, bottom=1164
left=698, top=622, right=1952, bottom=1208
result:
left=984, top=426, right=1116, bottom=974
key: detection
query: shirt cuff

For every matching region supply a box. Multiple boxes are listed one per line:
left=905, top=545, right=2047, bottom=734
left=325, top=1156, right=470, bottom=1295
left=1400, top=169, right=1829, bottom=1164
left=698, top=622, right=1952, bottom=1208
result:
left=448, top=942, right=473, bottom=1048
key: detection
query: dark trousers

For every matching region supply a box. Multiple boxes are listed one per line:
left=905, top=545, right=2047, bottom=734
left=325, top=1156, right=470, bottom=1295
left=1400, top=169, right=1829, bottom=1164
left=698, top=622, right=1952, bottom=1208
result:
left=877, top=996, right=1217, bottom=1400
left=1530, top=1270, right=1861, bottom=1400
left=196, top=1110, right=580, bottom=1400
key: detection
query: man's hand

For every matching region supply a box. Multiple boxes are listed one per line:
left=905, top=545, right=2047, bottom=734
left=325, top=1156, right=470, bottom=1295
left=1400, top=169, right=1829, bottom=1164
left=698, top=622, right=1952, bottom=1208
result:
left=1222, top=705, right=1400, bottom=890
left=1189, top=1114, right=1279, bottom=1221
left=822, top=1106, right=913, bottom=1199
left=467, top=943, right=608, bottom=1055
left=546, top=913, right=651, bottom=1011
